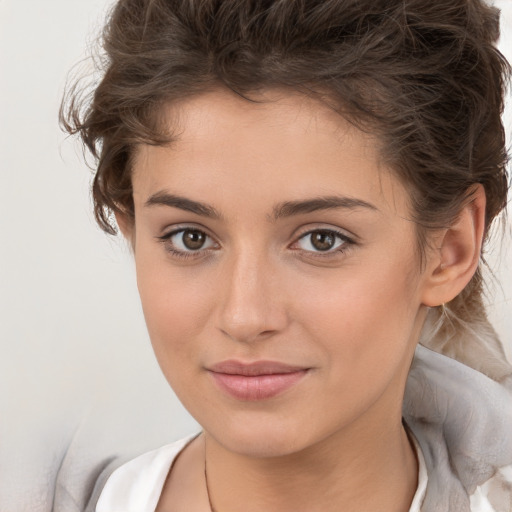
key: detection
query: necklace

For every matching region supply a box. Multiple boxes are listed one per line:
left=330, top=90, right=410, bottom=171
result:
left=204, top=456, right=217, bottom=512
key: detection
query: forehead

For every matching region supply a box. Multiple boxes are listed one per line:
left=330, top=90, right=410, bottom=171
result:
left=149, top=87, right=378, bottom=163
left=131, top=87, right=411, bottom=219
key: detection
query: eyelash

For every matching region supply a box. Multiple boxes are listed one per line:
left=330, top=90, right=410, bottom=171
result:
left=157, top=227, right=217, bottom=261
left=291, top=229, right=354, bottom=258
left=157, top=227, right=355, bottom=261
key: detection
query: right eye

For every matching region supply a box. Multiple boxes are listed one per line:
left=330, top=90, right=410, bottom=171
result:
left=158, top=228, right=218, bottom=259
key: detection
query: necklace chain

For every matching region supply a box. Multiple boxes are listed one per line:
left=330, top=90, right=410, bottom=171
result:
left=204, top=456, right=217, bottom=512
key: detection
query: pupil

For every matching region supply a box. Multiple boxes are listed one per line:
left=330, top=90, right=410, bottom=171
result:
left=183, top=230, right=205, bottom=250
left=311, top=231, right=334, bottom=251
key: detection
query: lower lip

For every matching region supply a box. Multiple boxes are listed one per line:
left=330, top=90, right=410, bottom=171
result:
left=209, top=370, right=308, bottom=401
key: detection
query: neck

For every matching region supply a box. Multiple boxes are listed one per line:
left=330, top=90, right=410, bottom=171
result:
left=203, top=408, right=418, bottom=512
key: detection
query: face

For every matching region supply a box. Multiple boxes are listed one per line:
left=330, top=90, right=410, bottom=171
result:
left=130, top=88, right=431, bottom=458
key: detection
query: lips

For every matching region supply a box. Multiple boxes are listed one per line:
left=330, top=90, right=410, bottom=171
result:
left=207, top=360, right=309, bottom=401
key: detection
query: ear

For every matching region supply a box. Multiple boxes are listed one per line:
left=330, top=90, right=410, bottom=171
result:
left=420, top=184, right=486, bottom=307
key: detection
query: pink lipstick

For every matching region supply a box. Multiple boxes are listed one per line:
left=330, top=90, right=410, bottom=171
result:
left=207, top=360, right=309, bottom=401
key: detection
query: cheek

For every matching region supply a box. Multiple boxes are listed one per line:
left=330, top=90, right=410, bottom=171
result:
left=292, top=254, right=421, bottom=385
left=135, top=248, right=215, bottom=374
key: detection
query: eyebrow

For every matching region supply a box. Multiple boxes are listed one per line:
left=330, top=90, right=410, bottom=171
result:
left=271, top=196, right=378, bottom=220
left=144, top=192, right=378, bottom=220
left=145, top=192, right=224, bottom=219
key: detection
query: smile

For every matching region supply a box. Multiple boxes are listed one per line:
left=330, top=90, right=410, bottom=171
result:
left=207, top=361, right=310, bottom=401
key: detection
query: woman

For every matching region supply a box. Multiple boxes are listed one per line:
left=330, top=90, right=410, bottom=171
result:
left=61, top=0, right=512, bottom=510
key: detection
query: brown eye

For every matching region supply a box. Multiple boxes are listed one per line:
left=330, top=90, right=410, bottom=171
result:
left=295, top=229, right=351, bottom=254
left=310, top=231, right=336, bottom=251
left=160, top=228, right=217, bottom=256
left=182, top=229, right=206, bottom=250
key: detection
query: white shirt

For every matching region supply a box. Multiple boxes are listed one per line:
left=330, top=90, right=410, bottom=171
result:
left=96, top=433, right=429, bottom=512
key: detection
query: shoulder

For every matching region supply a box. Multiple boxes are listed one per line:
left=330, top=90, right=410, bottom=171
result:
left=404, top=345, right=512, bottom=512
left=91, top=434, right=199, bottom=512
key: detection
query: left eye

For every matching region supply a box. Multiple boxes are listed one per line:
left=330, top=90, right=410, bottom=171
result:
left=296, top=230, right=349, bottom=253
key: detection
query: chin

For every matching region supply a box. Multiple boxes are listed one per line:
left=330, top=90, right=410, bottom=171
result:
left=214, top=432, right=304, bottom=459
left=205, top=413, right=321, bottom=459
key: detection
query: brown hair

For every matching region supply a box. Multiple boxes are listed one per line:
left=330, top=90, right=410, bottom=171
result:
left=61, top=0, right=511, bottom=380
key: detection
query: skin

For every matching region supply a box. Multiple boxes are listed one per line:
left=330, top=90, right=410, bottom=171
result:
left=120, top=87, right=485, bottom=512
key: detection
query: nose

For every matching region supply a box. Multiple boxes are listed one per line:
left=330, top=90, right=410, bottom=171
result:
left=215, top=249, right=288, bottom=344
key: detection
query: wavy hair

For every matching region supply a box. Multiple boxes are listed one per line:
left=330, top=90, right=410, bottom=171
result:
left=61, top=0, right=511, bottom=381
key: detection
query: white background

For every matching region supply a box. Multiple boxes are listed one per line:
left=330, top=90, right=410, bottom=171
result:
left=0, top=1, right=511, bottom=509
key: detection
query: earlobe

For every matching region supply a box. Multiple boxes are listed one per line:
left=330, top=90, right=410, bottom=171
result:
left=421, top=184, right=486, bottom=307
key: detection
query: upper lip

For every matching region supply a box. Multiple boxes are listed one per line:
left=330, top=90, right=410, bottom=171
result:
left=208, top=360, right=309, bottom=376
